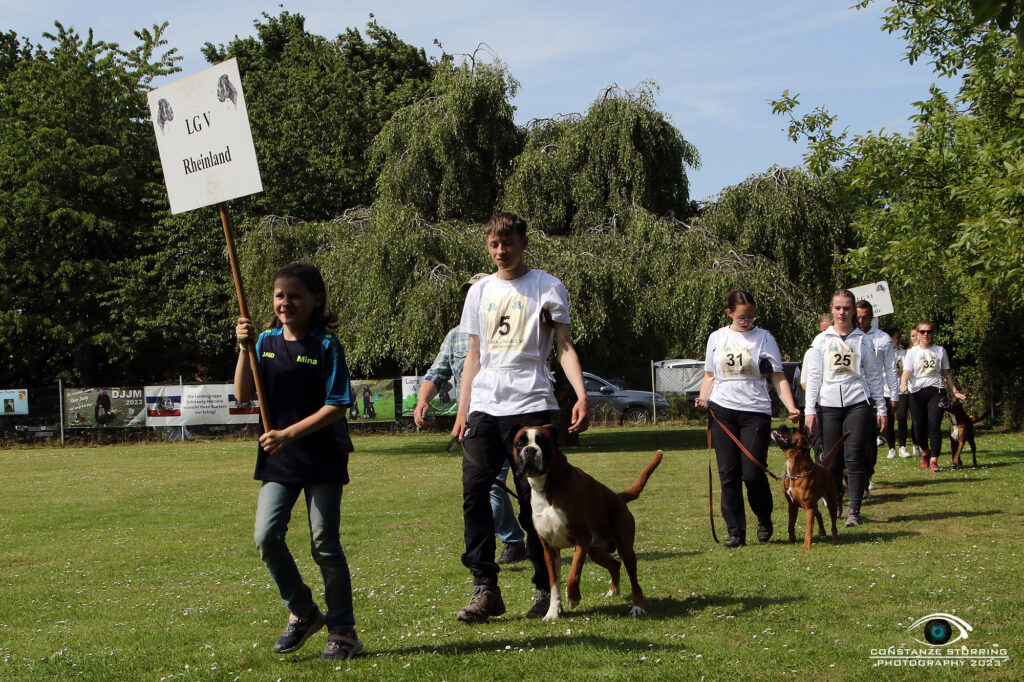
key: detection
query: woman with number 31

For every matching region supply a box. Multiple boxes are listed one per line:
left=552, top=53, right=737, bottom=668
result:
left=803, top=289, right=887, bottom=528
left=695, top=290, right=800, bottom=549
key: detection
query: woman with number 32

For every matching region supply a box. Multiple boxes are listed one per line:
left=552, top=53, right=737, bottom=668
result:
left=695, top=290, right=800, bottom=549
left=803, top=289, right=887, bottom=529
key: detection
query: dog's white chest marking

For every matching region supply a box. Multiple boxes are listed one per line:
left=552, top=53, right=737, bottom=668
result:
left=529, top=477, right=572, bottom=549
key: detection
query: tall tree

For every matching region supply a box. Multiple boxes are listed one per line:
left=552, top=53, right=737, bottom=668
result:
left=0, top=23, right=178, bottom=386
left=501, top=83, right=700, bottom=234
left=202, top=12, right=433, bottom=221
left=370, top=51, right=523, bottom=222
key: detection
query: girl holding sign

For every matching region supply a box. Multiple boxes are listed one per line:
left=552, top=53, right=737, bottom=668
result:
left=900, top=321, right=966, bottom=472
left=696, top=290, right=800, bottom=548
left=803, top=290, right=887, bottom=528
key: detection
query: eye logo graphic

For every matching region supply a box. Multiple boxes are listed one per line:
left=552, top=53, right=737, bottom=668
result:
left=907, top=613, right=973, bottom=646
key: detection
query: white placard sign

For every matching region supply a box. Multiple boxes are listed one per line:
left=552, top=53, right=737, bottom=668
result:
left=145, top=384, right=259, bottom=426
left=848, top=280, right=894, bottom=317
left=147, top=58, right=263, bottom=214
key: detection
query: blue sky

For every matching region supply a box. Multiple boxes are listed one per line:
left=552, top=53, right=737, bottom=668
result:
left=3, top=1, right=954, bottom=201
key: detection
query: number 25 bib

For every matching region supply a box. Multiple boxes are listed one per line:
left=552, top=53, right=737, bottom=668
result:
left=827, top=340, right=859, bottom=380
left=719, top=342, right=754, bottom=379
left=484, top=295, right=528, bottom=353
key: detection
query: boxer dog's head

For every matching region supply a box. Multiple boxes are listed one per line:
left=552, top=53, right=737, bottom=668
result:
left=509, top=424, right=559, bottom=478
left=770, top=423, right=810, bottom=456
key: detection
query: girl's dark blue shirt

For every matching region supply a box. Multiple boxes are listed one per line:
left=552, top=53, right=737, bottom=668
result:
left=253, top=327, right=354, bottom=484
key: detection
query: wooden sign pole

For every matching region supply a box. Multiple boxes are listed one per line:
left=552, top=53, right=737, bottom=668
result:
left=219, top=201, right=272, bottom=432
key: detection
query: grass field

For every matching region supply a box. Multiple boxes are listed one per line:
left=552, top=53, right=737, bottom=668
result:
left=2, top=427, right=1022, bottom=680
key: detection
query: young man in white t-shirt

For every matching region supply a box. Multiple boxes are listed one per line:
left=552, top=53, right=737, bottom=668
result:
left=451, top=212, right=589, bottom=623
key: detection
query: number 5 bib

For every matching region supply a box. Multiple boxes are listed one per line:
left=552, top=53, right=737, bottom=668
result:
left=484, top=294, right=528, bottom=353
left=826, top=340, right=859, bottom=380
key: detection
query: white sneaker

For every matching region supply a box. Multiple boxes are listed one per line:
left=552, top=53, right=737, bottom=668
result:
left=868, top=479, right=875, bottom=491
left=899, top=446, right=910, bottom=458
left=887, top=448, right=896, bottom=459
left=913, top=445, right=921, bottom=458
left=876, top=436, right=885, bottom=446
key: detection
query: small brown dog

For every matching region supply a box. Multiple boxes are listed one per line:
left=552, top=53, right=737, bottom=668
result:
left=770, top=424, right=849, bottom=549
left=510, top=424, right=662, bottom=620
left=938, top=394, right=985, bottom=469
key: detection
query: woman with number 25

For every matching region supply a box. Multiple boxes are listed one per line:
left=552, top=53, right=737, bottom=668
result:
left=803, top=289, right=887, bottom=529
left=695, top=290, right=800, bottom=549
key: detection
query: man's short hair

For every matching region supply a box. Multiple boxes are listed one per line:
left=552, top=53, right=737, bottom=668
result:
left=484, top=212, right=527, bottom=239
left=856, top=300, right=873, bottom=314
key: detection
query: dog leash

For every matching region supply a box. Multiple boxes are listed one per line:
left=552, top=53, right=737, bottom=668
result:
left=706, top=422, right=720, bottom=544
left=707, top=408, right=780, bottom=480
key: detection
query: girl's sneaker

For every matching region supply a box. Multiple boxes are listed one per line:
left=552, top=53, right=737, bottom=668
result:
left=887, top=448, right=897, bottom=459
left=899, top=446, right=910, bottom=458
left=929, top=460, right=941, bottom=472
left=921, top=456, right=929, bottom=469
left=321, top=631, right=363, bottom=660
left=913, top=445, right=922, bottom=458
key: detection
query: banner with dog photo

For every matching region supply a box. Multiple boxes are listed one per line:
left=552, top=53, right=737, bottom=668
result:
left=63, top=387, right=147, bottom=428
left=0, top=388, right=29, bottom=415
left=400, top=376, right=460, bottom=417
left=144, top=384, right=259, bottom=426
left=346, top=379, right=396, bottom=423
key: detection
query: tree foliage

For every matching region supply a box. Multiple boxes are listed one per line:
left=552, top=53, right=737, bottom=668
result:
left=369, top=51, right=523, bottom=222
left=501, top=83, right=700, bottom=234
left=698, top=165, right=854, bottom=304
left=202, top=12, right=433, bottom=221
left=0, top=23, right=179, bottom=386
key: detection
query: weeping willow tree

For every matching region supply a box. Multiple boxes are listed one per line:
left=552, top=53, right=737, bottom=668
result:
left=369, top=49, right=523, bottom=222
left=500, top=83, right=701, bottom=235
left=698, top=165, right=855, bottom=306
left=237, top=206, right=818, bottom=377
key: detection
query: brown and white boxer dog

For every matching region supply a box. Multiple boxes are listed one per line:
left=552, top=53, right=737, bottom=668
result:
left=771, top=424, right=848, bottom=549
left=509, top=424, right=662, bottom=621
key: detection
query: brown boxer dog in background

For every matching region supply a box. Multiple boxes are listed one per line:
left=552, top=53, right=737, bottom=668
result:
left=771, top=424, right=849, bottom=550
left=939, top=394, right=985, bottom=469
left=510, top=425, right=662, bottom=621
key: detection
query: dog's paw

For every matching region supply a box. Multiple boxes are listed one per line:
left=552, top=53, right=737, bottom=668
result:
left=629, top=606, right=646, bottom=618
left=605, top=586, right=619, bottom=598
left=566, top=596, right=580, bottom=610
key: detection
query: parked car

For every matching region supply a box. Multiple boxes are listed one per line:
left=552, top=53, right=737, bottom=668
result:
left=583, top=372, right=669, bottom=425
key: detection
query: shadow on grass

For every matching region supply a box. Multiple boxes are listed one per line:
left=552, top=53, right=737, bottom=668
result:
left=373, top=632, right=685, bottom=658
left=885, top=477, right=981, bottom=488
left=828, top=529, right=920, bottom=544
left=883, top=509, right=1000, bottom=523
left=864, top=490, right=947, bottom=504
left=500, top=548, right=701, bottom=572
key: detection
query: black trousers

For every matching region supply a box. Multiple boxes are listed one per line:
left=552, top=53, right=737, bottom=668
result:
left=820, top=401, right=874, bottom=515
left=709, top=403, right=772, bottom=540
left=909, top=387, right=944, bottom=459
left=461, top=410, right=549, bottom=591
left=884, top=393, right=916, bottom=448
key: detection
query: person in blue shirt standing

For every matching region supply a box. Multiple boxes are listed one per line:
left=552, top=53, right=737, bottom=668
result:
left=414, top=273, right=528, bottom=566
left=234, top=262, right=362, bottom=661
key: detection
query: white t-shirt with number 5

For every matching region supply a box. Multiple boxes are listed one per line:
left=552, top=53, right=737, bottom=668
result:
left=703, top=326, right=783, bottom=415
left=904, top=345, right=950, bottom=392
left=460, top=269, right=570, bottom=416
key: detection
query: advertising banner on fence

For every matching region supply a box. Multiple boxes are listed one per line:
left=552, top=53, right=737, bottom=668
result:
left=63, top=387, right=146, bottom=428
left=147, top=57, right=263, bottom=214
left=400, top=376, right=459, bottom=417
left=144, top=384, right=259, bottom=426
left=848, top=280, right=894, bottom=317
left=0, top=389, right=29, bottom=415
left=347, top=379, right=396, bottom=423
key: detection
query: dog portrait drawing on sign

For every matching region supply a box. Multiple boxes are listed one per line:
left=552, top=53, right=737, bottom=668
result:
left=510, top=424, right=662, bottom=621
left=156, top=98, right=173, bottom=133
left=216, top=74, right=237, bottom=108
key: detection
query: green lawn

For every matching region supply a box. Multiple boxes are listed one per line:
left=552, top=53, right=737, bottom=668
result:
left=1, top=427, right=1021, bottom=680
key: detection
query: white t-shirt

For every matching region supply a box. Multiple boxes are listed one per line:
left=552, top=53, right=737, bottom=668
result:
left=460, top=269, right=570, bottom=416
left=904, top=344, right=950, bottom=392
left=703, top=326, right=783, bottom=415
left=803, top=326, right=886, bottom=416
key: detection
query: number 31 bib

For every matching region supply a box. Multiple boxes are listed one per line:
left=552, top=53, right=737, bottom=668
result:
left=719, top=342, right=755, bottom=379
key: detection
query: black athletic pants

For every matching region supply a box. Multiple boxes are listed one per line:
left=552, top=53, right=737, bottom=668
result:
left=909, top=387, right=944, bottom=459
left=461, top=410, right=548, bottom=592
left=884, top=393, right=915, bottom=449
left=709, top=403, right=772, bottom=541
left=820, top=401, right=874, bottom=515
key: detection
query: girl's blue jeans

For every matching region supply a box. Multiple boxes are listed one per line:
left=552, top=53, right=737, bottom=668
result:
left=253, top=481, right=355, bottom=634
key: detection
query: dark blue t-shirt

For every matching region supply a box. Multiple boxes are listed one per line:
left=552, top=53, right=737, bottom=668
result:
left=254, top=327, right=354, bottom=484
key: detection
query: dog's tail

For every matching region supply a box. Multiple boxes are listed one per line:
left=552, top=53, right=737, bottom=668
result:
left=970, top=410, right=988, bottom=426
left=820, top=432, right=850, bottom=470
left=620, top=450, right=663, bottom=503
